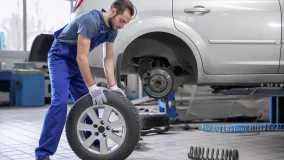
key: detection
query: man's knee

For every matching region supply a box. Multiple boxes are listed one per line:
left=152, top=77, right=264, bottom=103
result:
left=48, top=92, right=69, bottom=119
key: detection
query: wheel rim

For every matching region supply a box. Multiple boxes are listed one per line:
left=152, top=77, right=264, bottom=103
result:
left=76, top=104, right=127, bottom=155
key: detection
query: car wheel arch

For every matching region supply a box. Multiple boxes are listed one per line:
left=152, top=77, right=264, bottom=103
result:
left=118, top=31, right=200, bottom=84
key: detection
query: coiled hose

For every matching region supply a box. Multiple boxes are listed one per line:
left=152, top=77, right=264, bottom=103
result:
left=201, top=123, right=284, bottom=133
left=188, top=146, right=239, bottom=160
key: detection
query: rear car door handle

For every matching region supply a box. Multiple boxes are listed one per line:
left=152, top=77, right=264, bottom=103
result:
left=184, top=7, right=211, bottom=13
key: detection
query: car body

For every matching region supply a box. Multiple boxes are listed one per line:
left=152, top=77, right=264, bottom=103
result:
left=32, top=0, right=284, bottom=98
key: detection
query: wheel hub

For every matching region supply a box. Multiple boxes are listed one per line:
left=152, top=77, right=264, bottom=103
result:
left=98, top=126, right=105, bottom=133
left=149, top=75, right=167, bottom=92
left=142, top=67, right=175, bottom=98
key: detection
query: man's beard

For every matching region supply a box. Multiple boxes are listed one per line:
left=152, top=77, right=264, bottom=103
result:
left=108, top=15, right=116, bottom=30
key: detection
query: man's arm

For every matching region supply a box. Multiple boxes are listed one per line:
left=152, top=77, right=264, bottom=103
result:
left=76, top=34, right=96, bottom=87
left=103, top=42, right=116, bottom=87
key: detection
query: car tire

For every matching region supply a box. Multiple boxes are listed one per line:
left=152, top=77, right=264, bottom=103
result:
left=140, top=112, right=170, bottom=130
left=65, top=91, right=141, bottom=160
left=115, top=53, right=125, bottom=89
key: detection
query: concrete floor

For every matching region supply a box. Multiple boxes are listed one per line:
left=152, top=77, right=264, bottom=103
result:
left=0, top=104, right=284, bottom=160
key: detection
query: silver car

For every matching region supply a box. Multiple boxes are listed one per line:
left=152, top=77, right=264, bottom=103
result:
left=35, top=0, right=284, bottom=98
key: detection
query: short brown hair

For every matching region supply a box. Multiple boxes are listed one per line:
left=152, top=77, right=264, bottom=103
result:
left=111, top=0, right=134, bottom=16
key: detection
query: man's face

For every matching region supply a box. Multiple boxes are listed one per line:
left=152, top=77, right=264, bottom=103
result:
left=109, top=9, right=132, bottom=31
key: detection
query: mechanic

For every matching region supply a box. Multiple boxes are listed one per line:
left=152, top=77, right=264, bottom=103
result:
left=34, top=0, right=134, bottom=159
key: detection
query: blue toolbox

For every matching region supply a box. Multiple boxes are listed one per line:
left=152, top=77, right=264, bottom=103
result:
left=0, top=69, right=45, bottom=107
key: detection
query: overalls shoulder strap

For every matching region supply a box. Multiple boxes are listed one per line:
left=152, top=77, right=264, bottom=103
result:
left=88, top=10, right=110, bottom=52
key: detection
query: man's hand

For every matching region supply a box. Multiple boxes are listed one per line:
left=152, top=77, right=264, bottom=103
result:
left=89, top=84, right=108, bottom=105
left=109, top=84, right=126, bottom=96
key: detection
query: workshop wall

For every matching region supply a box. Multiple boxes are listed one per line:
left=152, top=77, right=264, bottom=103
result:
left=0, top=0, right=75, bottom=68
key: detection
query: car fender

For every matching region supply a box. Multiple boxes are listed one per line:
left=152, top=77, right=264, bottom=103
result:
left=172, top=18, right=210, bottom=75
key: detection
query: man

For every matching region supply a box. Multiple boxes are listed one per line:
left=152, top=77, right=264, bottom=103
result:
left=35, top=0, right=134, bottom=159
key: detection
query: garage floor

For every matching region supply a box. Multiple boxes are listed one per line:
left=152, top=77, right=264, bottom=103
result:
left=0, top=105, right=284, bottom=160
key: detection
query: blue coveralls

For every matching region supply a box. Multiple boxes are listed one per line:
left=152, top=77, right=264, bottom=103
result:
left=35, top=10, right=112, bottom=160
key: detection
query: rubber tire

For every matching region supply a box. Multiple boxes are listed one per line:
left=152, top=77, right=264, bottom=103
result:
left=115, top=53, right=124, bottom=89
left=66, top=91, right=141, bottom=160
left=139, top=112, right=170, bottom=130
left=97, top=81, right=108, bottom=88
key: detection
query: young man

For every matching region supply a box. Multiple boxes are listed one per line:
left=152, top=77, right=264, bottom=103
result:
left=35, top=0, right=134, bottom=159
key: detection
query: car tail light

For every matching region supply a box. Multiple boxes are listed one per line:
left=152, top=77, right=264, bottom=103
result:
left=72, top=0, right=83, bottom=13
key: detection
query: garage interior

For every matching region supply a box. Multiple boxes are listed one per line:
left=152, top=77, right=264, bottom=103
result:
left=1, top=0, right=284, bottom=160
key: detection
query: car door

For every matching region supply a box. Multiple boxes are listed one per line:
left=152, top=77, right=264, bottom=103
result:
left=172, top=0, right=282, bottom=75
